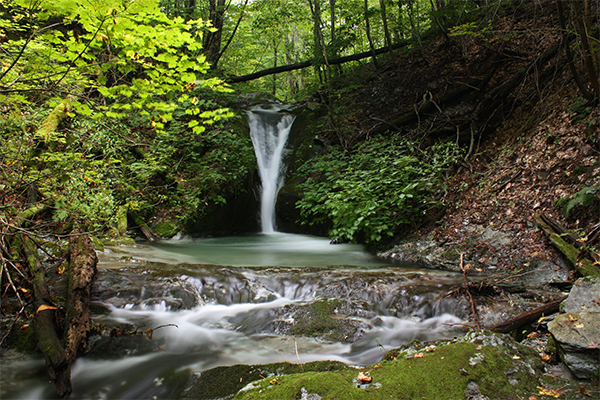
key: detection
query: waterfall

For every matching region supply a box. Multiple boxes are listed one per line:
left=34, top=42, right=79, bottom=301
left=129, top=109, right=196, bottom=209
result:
left=247, top=106, right=296, bottom=233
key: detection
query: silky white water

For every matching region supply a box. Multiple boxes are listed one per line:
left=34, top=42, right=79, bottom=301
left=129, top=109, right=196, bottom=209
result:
left=1, top=239, right=466, bottom=400
left=247, top=106, right=296, bottom=233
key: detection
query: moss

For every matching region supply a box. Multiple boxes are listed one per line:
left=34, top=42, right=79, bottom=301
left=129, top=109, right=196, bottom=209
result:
left=9, top=323, right=38, bottom=353
left=234, top=334, right=554, bottom=400
left=289, top=299, right=351, bottom=341
left=174, top=361, right=349, bottom=400
left=152, top=220, right=179, bottom=239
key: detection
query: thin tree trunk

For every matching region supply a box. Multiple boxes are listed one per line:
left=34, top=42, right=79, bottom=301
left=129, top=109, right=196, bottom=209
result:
left=214, top=0, right=249, bottom=67
left=364, top=0, right=379, bottom=69
left=379, top=0, right=392, bottom=50
left=571, top=0, right=600, bottom=99
left=557, top=0, right=594, bottom=100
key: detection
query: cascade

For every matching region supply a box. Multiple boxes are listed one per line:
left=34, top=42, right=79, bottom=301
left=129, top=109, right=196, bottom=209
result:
left=247, top=106, right=296, bottom=233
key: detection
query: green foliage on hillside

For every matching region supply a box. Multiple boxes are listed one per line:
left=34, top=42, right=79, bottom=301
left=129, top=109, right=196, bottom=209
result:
left=296, top=136, right=462, bottom=243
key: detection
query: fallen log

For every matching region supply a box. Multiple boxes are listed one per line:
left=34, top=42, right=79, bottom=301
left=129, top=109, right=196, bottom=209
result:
left=227, top=41, right=409, bottom=83
left=535, top=213, right=600, bottom=277
left=489, top=296, right=567, bottom=334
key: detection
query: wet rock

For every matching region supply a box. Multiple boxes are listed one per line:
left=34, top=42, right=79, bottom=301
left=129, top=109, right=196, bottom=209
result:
left=548, top=310, right=600, bottom=379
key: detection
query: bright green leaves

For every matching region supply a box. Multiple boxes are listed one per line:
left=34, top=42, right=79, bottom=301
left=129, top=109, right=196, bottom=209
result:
left=1, top=0, right=232, bottom=134
left=297, top=137, right=463, bottom=244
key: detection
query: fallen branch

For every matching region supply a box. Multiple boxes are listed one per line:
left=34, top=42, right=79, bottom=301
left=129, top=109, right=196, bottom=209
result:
left=489, top=296, right=567, bottom=334
left=228, top=41, right=409, bottom=83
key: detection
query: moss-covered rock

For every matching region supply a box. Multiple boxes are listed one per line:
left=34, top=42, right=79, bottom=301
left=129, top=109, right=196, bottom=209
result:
left=232, top=331, right=586, bottom=400
left=174, top=361, right=349, bottom=400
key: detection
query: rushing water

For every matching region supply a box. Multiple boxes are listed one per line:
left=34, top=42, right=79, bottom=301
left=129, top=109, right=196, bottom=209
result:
left=2, top=235, right=467, bottom=400
left=2, top=109, right=466, bottom=399
left=247, top=106, right=295, bottom=233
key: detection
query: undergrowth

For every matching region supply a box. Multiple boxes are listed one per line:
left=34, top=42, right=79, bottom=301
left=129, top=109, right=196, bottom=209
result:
left=296, top=136, right=462, bottom=243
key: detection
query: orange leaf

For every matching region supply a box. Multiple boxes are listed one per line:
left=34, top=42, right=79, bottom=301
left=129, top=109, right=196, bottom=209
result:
left=537, top=386, right=564, bottom=398
left=414, top=353, right=425, bottom=358
left=145, top=328, right=153, bottom=339
left=36, top=304, right=57, bottom=314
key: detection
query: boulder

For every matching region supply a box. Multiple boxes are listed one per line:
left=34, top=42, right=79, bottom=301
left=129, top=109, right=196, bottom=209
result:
left=548, top=277, right=600, bottom=379
left=560, top=277, right=600, bottom=313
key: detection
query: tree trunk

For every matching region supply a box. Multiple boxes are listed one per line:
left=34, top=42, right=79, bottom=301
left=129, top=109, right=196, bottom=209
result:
left=203, top=0, right=226, bottom=67
left=63, top=234, right=97, bottom=363
left=379, top=0, right=392, bottom=50
left=571, top=0, right=600, bottom=99
left=364, top=0, right=379, bottom=69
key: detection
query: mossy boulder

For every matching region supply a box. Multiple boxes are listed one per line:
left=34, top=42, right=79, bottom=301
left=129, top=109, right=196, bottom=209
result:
left=174, top=361, right=349, bottom=400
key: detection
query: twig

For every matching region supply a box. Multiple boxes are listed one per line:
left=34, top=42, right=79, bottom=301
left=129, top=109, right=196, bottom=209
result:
left=294, top=338, right=304, bottom=372
left=460, top=253, right=481, bottom=329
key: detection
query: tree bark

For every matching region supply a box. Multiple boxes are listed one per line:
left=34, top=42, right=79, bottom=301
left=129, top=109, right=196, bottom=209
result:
left=203, top=0, right=226, bottom=67
left=63, top=234, right=97, bottom=363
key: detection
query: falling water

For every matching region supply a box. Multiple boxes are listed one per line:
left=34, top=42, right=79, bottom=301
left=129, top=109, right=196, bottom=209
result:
left=247, top=106, right=296, bottom=233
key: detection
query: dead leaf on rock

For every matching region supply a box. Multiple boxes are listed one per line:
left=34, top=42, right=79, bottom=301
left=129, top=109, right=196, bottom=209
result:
left=573, top=322, right=584, bottom=329
left=413, top=353, right=425, bottom=358
left=568, top=314, right=577, bottom=322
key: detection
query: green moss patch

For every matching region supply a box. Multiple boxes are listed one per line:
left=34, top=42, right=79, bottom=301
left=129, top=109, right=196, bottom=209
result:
left=175, top=361, right=349, bottom=400
left=233, top=331, right=574, bottom=400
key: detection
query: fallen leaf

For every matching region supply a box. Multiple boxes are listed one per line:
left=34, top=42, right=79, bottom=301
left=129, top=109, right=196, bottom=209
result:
left=145, top=328, right=153, bottom=339
left=270, top=378, right=278, bottom=385
left=573, top=322, right=584, bottom=329
left=529, top=396, right=538, bottom=400
left=512, top=355, right=521, bottom=360
left=578, top=386, right=591, bottom=397
left=568, top=315, right=577, bottom=322
left=541, top=355, right=551, bottom=362
left=36, top=304, right=57, bottom=314
left=527, top=332, right=540, bottom=338
left=414, top=353, right=425, bottom=358
left=537, top=386, right=564, bottom=398
left=58, top=264, right=66, bottom=275
left=357, top=372, right=372, bottom=383
left=20, top=324, right=29, bottom=330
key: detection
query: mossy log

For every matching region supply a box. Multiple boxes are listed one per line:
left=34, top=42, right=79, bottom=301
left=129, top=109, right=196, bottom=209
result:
left=22, top=235, right=71, bottom=397
left=34, top=103, right=70, bottom=142
left=534, top=213, right=600, bottom=278
left=128, top=210, right=156, bottom=241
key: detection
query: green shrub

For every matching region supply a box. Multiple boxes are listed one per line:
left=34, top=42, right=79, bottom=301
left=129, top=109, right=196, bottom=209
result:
left=296, top=136, right=462, bottom=243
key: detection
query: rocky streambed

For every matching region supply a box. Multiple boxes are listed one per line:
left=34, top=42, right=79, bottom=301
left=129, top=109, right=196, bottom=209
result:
left=2, top=239, right=598, bottom=400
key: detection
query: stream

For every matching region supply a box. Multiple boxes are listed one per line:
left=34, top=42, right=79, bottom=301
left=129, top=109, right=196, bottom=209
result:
left=2, top=107, right=467, bottom=399
left=2, top=234, right=468, bottom=400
